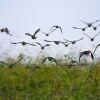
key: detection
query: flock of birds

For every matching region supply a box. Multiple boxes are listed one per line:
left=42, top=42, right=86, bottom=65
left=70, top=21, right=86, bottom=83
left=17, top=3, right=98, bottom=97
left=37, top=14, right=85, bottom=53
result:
left=0, top=20, right=100, bottom=68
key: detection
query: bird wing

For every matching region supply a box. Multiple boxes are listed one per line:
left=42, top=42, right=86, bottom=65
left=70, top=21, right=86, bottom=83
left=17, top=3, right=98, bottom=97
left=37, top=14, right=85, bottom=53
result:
left=25, top=33, right=32, bottom=36
left=44, top=40, right=53, bottom=42
left=11, top=42, right=21, bottom=44
left=34, top=28, right=40, bottom=36
left=36, top=42, right=42, bottom=47
left=72, top=27, right=82, bottom=29
left=83, top=33, right=91, bottom=39
left=93, top=44, right=100, bottom=54
left=80, top=20, right=88, bottom=25
left=11, top=57, right=23, bottom=66
left=75, top=37, right=84, bottom=42
left=92, top=20, right=100, bottom=24
left=93, top=32, right=100, bottom=38
left=79, top=52, right=84, bottom=62
left=0, top=61, right=9, bottom=66
left=27, top=43, right=36, bottom=46
left=90, top=52, right=94, bottom=60
left=42, top=58, right=47, bottom=64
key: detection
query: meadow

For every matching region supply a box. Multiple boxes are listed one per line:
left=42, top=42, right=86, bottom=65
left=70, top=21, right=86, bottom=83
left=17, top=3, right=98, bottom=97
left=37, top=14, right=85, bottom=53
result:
left=0, top=57, right=100, bottom=100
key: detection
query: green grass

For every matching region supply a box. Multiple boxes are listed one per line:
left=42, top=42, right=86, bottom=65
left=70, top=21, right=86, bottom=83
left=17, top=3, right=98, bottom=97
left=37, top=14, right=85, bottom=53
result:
left=0, top=63, right=100, bottom=100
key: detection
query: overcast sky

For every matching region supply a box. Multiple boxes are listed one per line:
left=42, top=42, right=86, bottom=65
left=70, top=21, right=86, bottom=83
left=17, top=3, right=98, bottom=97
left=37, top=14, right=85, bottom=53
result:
left=0, top=0, right=100, bottom=59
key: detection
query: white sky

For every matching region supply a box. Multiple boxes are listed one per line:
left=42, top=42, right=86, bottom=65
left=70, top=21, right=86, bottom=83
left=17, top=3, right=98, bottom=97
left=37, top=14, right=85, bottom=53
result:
left=0, top=0, right=100, bottom=59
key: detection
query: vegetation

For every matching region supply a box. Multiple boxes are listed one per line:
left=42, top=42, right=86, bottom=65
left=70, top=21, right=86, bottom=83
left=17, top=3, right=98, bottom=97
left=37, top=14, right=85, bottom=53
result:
left=0, top=59, right=100, bottom=100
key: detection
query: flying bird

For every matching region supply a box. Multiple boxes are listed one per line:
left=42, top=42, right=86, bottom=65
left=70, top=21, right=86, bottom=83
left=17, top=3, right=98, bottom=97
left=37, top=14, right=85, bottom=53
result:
left=0, top=27, right=12, bottom=36
left=92, top=24, right=100, bottom=30
left=11, top=41, right=36, bottom=46
left=42, top=57, right=57, bottom=65
left=50, top=25, right=62, bottom=34
left=36, top=42, right=50, bottom=50
left=44, top=40, right=68, bottom=45
left=93, top=44, right=100, bottom=54
left=72, top=26, right=88, bottom=31
left=64, top=38, right=84, bottom=44
left=81, top=20, right=100, bottom=27
left=0, top=57, right=23, bottom=69
left=25, top=28, right=40, bottom=39
left=61, top=42, right=71, bottom=47
left=83, top=32, right=100, bottom=41
left=79, top=50, right=94, bottom=62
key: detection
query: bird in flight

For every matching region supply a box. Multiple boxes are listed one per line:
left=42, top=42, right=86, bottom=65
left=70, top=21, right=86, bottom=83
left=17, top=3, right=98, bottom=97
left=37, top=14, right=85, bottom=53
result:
left=50, top=25, right=62, bottom=34
left=61, top=42, right=71, bottom=47
left=92, top=24, right=100, bottom=31
left=79, top=50, right=94, bottom=62
left=42, top=57, right=57, bottom=65
left=72, top=26, right=88, bottom=31
left=11, top=41, right=36, bottom=46
left=44, top=40, right=68, bottom=45
left=93, top=44, right=100, bottom=54
left=25, top=28, right=40, bottom=39
left=0, top=57, right=23, bottom=69
left=81, top=20, right=100, bottom=27
left=83, top=32, right=100, bottom=41
left=36, top=42, right=50, bottom=50
left=0, top=27, right=12, bottom=36
left=64, top=37, right=84, bottom=44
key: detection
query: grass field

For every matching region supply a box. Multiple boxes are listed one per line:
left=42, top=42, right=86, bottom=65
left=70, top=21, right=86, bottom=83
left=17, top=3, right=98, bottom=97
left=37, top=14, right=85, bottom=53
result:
left=0, top=61, right=100, bottom=100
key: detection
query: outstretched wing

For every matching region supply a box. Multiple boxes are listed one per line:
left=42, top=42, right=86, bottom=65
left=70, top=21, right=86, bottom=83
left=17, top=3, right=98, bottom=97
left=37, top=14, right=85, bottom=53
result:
left=93, top=44, right=100, bottom=54
left=34, top=28, right=40, bottom=36
left=11, top=42, right=22, bottom=44
left=36, top=42, right=42, bottom=47
left=83, top=33, right=91, bottom=39
left=0, top=61, right=9, bottom=66
left=79, top=52, right=84, bottom=62
left=50, top=25, right=62, bottom=33
left=44, top=44, right=50, bottom=47
left=92, top=20, right=100, bottom=24
left=44, top=40, right=53, bottom=42
left=26, top=43, right=36, bottom=46
left=25, top=33, right=32, bottom=36
left=11, top=57, right=23, bottom=66
left=93, top=32, right=100, bottom=38
left=72, top=27, right=82, bottom=29
left=75, top=37, right=84, bottom=42
left=80, top=20, right=88, bottom=25
left=42, top=58, right=48, bottom=64
left=90, top=52, right=94, bottom=60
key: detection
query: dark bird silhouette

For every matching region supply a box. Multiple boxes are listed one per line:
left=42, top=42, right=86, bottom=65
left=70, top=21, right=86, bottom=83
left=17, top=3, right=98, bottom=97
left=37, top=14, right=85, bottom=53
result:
left=79, top=50, right=94, bottom=62
left=44, top=40, right=68, bottom=45
left=11, top=41, right=36, bottom=46
left=72, top=26, right=88, bottom=31
left=83, top=32, right=100, bottom=41
left=42, top=57, right=57, bottom=65
left=81, top=20, right=100, bottom=27
left=0, top=27, right=12, bottom=36
left=61, top=42, right=71, bottom=47
left=92, top=24, right=100, bottom=30
left=93, top=44, right=100, bottom=54
left=64, top=38, right=84, bottom=44
left=50, top=25, right=62, bottom=34
left=0, top=57, right=23, bottom=69
left=36, top=42, right=50, bottom=50
left=25, top=28, right=40, bottom=39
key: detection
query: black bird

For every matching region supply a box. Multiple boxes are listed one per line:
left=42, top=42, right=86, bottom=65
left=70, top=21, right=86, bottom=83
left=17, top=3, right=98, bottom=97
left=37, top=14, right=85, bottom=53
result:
left=83, top=32, right=100, bottom=41
left=50, top=25, right=62, bottom=34
left=36, top=42, right=50, bottom=50
left=64, top=38, right=84, bottom=44
left=61, top=42, right=71, bottom=47
left=0, top=27, right=12, bottom=36
left=92, top=24, right=100, bottom=30
left=25, top=28, right=40, bottom=39
left=79, top=50, right=94, bottom=62
left=81, top=20, right=100, bottom=27
left=0, top=57, right=23, bottom=69
left=93, top=44, right=100, bottom=54
left=42, top=57, right=57, bottom=65
left=44, top=40, right=68, bottom=45
left=72, top=26, right=88, bottom=31
left=11, top=41, right=36, bottom=46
